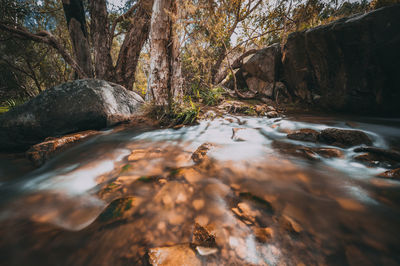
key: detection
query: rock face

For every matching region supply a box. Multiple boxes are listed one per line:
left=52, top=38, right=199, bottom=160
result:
left=241, top=44, right=282, bottom=97
left=0, top=79, right=144, bottom=151
left=233, top=44, right=289, bottom=101
left=233, top=5, right=400, bottom=114
left=282, top=5, right=400, bottom=114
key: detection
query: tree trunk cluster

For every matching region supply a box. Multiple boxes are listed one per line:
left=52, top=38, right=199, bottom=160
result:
left=63, top=0, right=154, bottom=90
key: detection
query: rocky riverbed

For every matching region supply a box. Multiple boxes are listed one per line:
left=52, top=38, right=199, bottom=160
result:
left=0, top=113, right=400, bottom=265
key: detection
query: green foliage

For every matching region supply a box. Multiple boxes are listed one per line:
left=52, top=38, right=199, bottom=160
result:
left=143, top=97, right=200, bottom=126
left=370, top=0, right=400, bottom=9
left=4, top=97, right=28, bottom=109
left=243, top=106, right=257, bottom=116
left=173, top=98, right=201, bottom=125
left=0, top=106, right=9, bottom=114
left=0, top=0, right=72, bottom=103
left=193, top=86, right=225, bottom=106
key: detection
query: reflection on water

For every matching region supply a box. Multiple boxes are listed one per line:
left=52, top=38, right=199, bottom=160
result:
left=0, top=114, right=400, bottom=265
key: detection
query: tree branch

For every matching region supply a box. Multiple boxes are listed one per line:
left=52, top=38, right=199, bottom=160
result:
left=109, top=2, right=140, bottom=44
left=0, top=23, right=87, bottom=78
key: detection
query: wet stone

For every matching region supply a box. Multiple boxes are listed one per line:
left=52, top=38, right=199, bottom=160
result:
left=318, top=128, right=372, bottom=148
left=287, top=128, right=319, bottom=142
left=354, top=147, right=400, bottom=167
left=97, top=197, right=137, bottom=223
left=191, top=143, right=213, bottom=164
left=148, top=244, right=201, bottom=266
left=312, top=147, right=344, bottom=158
left=195, top=246, right=218, bottom=256
left=279, top=215, right=303, bottom=234
left=192, top=223, right=216, bottom=247
left=377, top=168, right=400, bottom=181
left=26, top=130, right=100, bottom=166
left=266, top=111, right=279, bottom=118
left=253, top=227, right=274, bottom=243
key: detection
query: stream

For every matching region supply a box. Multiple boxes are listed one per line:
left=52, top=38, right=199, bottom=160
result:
left=0, top=114, right=400, bottom=265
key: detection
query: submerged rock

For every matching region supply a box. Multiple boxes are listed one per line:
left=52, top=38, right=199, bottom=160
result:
left=318, top=128, right=372, bottom=148
left=148, top=244, right=201, bottom=266
left=354, top=147, right=400, bottom=162
left=191, top=143, right=213, bottom=164
left=0, top=79, right=144, bottom=151
left=353, top=147, right=400, bottom=168
left=26, top=130, right=99, bottom=166
left=192, top=223, right=216, bottom=247
left=273, top=140, right=344, bottom=160
left=287, top=128, right=319, bottom=142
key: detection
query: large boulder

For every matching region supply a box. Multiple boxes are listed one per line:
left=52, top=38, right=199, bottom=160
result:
left=282, top=5, right=400, bottom=114
left=238, top=43, right=283, bottom=98
left=0, top=79, right=144, bottom=151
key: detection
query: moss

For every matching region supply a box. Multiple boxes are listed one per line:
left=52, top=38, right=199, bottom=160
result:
left=104, top=182, right=119, bottom=192
left=138, top=176, right=156, bottom=183
left=120, top=164, right=133, bottom=174
left=98, top=197, right=135, bottom=222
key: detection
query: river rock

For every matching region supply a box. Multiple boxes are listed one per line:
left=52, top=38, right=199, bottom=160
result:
left=377, top=168, right=400, bottom=181
left=287, top=128, right=319, bottom=142
left=354, top=147, right=400, bottom=162
left=192, top=223, right=216, bottom=247
left=313, top=147, right=344, bottom=158
left=0, top=79, right=144, bottom=151
left=266, top=111, right=279, bottom=118
left=26, top=130, right=100, bottom=166
left=353, top=147, right=400, bottom=168
left=318, top=128, right=372, bottom=148
left=148, top=244, right=202, bottom=266
left=192, top=143, right=213, bottom=164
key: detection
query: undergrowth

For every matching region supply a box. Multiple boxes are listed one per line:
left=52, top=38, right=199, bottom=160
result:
left=193, top=86, right=225, bottom=106
left=143, top=97, right=200, bottom=126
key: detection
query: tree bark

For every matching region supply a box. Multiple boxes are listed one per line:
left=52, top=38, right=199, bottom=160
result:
left=88, top=0, right=114, bottom=81
left=148, top=0, right=173, bottom=106
left=62, top=0, right=93, bottom=77
left=169, top=0, right=183, bottom=101
left=115, top=0, right=154, bottom=90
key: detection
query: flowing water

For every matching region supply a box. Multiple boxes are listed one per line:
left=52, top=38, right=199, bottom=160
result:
left=0, top=114, right=400, bottom=265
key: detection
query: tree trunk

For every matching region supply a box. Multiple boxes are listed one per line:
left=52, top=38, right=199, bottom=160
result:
left=115, top=0, right=153, bottom=90
left=62, top=0, right=93, bottom=78
left=169, top=0, right=183, bottom=101
left=148, top=0, right=173, bottom=106
left=88, top=0, right=114, bottom=81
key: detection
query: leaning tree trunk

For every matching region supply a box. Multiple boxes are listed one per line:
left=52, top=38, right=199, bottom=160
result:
left=62, top=0, right=93, bottom=78
left=148, top=0, right=173, bottom=106
left=88, top=0, right=114, bottom=81
left=115, top=0, right=154, bottom=90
